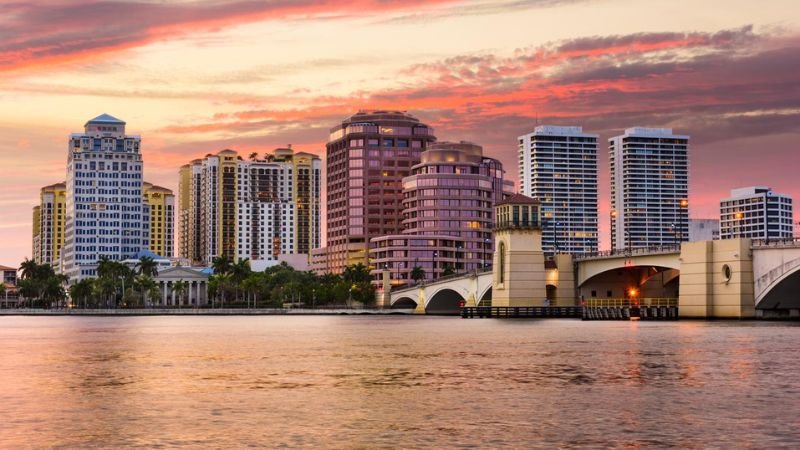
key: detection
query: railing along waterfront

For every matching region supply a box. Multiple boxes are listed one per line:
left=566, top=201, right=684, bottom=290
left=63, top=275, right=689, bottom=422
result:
left=584, top=297, right=678, bottom=308
left=0, top=307, right=415, bottom=316
left=461, top=306, right=583, bottom=319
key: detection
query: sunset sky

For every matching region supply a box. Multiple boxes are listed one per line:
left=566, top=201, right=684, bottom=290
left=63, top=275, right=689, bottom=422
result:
left=1, top=0, right=799, bottom=266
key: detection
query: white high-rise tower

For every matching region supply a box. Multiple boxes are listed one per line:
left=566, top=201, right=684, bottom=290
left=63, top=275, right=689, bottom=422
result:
left=610, top=127, right=689, bottom=250
left=518, top=125, right=599, bottom=255
left=61, top=114, right=147, bottom=279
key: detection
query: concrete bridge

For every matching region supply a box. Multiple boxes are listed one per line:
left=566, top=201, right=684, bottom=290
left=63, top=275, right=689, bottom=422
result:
left=383, top=238, right=800, bottom=318
left=386, top=269, right=494, bottom=314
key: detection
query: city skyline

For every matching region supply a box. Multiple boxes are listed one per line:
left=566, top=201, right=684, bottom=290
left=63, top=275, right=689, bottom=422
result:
left=2, top=0, right=800, bottom=265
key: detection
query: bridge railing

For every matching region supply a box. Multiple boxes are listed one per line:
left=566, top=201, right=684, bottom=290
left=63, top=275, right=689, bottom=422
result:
left=751, top=237, right=800, bottom=249
left=389, top=268, right=493, bottom=294
left=573, top=245, right=681, bottom=261
left=584, top=297, right=678, bottom=308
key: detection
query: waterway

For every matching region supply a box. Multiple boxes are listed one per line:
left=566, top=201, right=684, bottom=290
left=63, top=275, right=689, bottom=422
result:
left=1, top=317, right=799, bottom=448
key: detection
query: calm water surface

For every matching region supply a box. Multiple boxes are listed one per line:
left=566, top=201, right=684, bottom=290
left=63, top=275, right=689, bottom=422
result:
left=1, top=316, right=799, bottom=448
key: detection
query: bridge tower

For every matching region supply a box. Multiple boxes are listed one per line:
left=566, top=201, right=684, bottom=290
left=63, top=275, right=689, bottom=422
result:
left=492, top=194, right=547, bottom=306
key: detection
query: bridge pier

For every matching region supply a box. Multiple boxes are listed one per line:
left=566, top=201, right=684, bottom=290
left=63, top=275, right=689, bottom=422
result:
left=679, top=239, right=755, bottom=319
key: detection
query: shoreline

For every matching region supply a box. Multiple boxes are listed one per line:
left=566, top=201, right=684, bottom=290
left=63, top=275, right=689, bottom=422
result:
left=0, top=308, right=417, bottom=316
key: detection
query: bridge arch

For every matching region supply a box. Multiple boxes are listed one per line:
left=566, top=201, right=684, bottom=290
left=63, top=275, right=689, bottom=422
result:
left=426, top=288, right=466, bottom=315
left=478, top=285, right=492, bottom=306
left=757, top=264, right=800, bottom=310
left=391, top=296, right=417, bottom=309
left=577, top=253, right=681, bottom=287
left=578, top=264, right=680, bottom=300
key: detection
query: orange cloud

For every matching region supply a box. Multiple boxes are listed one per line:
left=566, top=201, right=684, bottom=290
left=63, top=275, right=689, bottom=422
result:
left=1, top=0, right=459, bottom=74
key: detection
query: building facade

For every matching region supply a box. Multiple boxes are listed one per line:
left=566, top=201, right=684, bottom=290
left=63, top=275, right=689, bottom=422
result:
left=313, top=110, right=436, bottom=274
left=610, top=127, right=689, bottom=250
left=689, top=218, right=720, bottom=242
left=369, top=141, right=513, bottom=286
left=178, top=147, right=321, bottom=265
left=32, top=182, right=67, bottom=265
left=143, top=182, right=175, bottom=257
left=518, top=125, right=599, bottom=255
left=720, top=187, right=793, bottom=240
left=61, top=114, right=148, bottom=280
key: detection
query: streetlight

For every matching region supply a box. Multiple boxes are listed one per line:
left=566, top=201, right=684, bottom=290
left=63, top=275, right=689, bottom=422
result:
left=432, top=251, right=438, bottom=279
left=118, top=275, right=125, bottom=309
left=625, top=229, right=632, bottom=254
left=670, top=222, right=677, bottom=247
left=679, top=198, right=688, bottom=243
left=457, top=245, right=463, bottom=273
left=483, top=237, right=490, bottom=269
left=553, top=221, right=561, bottom=255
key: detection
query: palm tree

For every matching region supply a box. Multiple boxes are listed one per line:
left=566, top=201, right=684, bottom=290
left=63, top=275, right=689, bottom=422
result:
left=211, top=256, right=232, bottom=275
left=19, top=258, right=38, bottom=280
left=134, top=275, right=158, bottom=308
left=411, top=266, right=425, bottom=284
left=136, top=256, right=158, bottom=278
left=69, top=278, right=94, bottom=309
left=249, top=151, right=259, bottom=161
left=94, top=276, right=117, bottom=308
left=0, top=282, right=5, bottom=308
left=231, top=258, right=251, bottom=302
left=172, top=279, right=189, bottom=308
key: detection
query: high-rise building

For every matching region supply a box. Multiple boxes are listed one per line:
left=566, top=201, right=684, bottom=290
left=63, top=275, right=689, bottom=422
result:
left=720, top=187, right=793, bottom=240
left=32, top=182, right=66, bottom=265
left=61, top=114, right=147, bottom=279
left=610, top=127, right=689, bottom=250
left=313, top=110, right=436, bottom=274
left=143, top=182, right=175, bottom=257
left=518, top=125, right=598, bottom=255
left=178, top=147, right=321, bottom=265
left=369, top=141, right=513, bottom=286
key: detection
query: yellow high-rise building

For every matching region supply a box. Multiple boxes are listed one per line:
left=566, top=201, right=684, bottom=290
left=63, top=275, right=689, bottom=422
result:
left=143, top=183, right=175, bottom=257
left=178, top=147, right=320, bottom=266
left=32, top=182, right=67, bottom=266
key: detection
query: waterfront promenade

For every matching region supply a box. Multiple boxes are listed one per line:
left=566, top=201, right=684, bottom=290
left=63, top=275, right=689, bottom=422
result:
left=0, top=308, right=414, bottom=316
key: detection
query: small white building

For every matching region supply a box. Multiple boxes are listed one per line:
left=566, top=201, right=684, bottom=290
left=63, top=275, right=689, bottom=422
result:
left=153, top=266, right=211, bottom=307
left=720, top=187, right=793, bottom=240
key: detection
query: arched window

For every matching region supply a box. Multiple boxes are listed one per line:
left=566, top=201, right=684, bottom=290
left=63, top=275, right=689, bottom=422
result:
left=499, top=241, right=506, bottom=284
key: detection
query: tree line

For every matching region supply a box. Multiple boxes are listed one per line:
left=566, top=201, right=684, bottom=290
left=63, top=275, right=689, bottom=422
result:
left=13, top=256, right=377, bottom=309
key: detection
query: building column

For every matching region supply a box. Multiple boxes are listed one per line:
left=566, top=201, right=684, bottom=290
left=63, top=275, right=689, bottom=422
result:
left=171, top=282, right=176, bottom=306
left=162, top=281, right=167, bottom=306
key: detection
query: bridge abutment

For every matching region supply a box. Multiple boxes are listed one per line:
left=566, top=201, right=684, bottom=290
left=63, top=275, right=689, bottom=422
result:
left=679, top=239, right=755, bottom=318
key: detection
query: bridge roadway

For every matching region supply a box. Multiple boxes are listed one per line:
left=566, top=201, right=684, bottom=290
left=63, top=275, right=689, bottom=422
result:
left=385, top=238, right=800, bottom=318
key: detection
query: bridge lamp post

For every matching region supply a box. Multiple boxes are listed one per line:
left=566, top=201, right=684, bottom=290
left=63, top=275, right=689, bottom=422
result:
left=553, top=221, right=561, bottom=255
left=625, top=229, right=632, bottom=255
left=679, top=198, right=689, bottom=243
left=671, top=222, right=677, bottom=247
left=432, top=251, right=438, bottom=280
left=483, top=238, right=490, bottom=269
left=457, top=245, right=463, bottom=273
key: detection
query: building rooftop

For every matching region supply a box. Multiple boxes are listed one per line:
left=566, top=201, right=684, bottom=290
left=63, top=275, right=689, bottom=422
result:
left=86, top=113, right=126, bottom=125
left=0, top=265, right=16, bottom=271
left=496, top=193, right=540, bottom=207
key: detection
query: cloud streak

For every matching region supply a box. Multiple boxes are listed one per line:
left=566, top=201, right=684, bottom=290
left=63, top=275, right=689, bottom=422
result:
left=0, top=0, right=458, bottom=73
